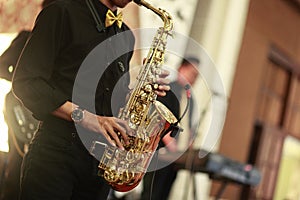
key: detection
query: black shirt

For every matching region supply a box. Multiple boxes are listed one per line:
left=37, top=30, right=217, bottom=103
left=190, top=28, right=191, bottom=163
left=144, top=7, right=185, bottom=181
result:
left=13, top=0, right=135, bottom=123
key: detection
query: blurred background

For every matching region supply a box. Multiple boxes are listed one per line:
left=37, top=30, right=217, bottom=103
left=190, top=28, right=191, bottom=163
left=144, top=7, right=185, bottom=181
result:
left=0, top=0, right=300, bottom=199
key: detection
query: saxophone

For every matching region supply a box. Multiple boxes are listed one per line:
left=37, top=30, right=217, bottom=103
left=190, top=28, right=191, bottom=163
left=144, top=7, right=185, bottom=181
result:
left=96, top=0, right=177, bottom=192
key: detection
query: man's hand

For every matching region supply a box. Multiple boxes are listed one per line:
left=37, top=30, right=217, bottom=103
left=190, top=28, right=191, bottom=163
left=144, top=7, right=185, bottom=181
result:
left=162, top=132, right=178, bottom=152
left=154, top=69, right=170, bottom=97
left=141, top=58, right=171, bottom=97
left=52, top=101, right=131, bottom=149
left=80, top=111, right=130, bottom=149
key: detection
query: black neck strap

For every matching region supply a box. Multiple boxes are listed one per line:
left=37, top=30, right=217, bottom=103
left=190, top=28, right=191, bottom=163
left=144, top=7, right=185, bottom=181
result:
left=85, top=0, right=106, bottom=32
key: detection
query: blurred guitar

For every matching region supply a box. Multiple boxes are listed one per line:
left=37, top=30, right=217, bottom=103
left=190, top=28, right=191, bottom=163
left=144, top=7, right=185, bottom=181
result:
left=3, top=91, right=38, bottom=145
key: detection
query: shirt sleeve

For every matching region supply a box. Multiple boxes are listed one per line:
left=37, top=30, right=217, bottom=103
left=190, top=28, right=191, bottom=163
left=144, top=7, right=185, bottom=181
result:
left=0, top=31, right=30, bottom=81
left=12, top=4, right=69, bottom=120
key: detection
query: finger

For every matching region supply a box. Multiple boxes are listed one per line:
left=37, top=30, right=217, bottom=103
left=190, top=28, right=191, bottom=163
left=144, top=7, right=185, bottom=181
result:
left=115, top=118, right=131, bottom=145
left=115, top=118, right=131, bottom=133
left=113, top=121, right=130, bottom=146
left=155, top=90, right=167, bottom=97
left=158, top=69, right=170, bottom=78
left=158, top=84, right=170, bottom=91
left=156, top=77, right=170, bottom=85
left=106, top=125, right=124, bottom=150
left=99, top=128, right=117, bottom=148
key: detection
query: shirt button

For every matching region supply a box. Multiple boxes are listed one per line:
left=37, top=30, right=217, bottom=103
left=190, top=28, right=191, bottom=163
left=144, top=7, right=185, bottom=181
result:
left=118, top=61, right=125, bottom=72
left=105, top=87, right=110, bottom=92
left=72, top=133, right=76, bottom=138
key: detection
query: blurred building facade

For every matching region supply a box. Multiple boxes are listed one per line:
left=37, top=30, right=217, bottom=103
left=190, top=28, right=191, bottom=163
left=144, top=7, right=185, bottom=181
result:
left=216, top=0, right=300, bottom=199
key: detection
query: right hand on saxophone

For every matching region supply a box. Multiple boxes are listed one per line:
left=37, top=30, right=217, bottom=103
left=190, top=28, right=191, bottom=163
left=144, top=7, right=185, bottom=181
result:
left=79, top=111, right=131, bottom=150
left=52, top=101, right=131, bottom=150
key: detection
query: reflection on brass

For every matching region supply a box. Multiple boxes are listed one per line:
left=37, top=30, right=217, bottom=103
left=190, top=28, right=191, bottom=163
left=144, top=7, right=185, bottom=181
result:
left=98, top=0, right=178, bottom=192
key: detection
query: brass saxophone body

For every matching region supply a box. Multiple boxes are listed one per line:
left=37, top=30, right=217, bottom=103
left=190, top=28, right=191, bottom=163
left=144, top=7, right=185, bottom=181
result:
left=97, top=0, right=177, bottom=192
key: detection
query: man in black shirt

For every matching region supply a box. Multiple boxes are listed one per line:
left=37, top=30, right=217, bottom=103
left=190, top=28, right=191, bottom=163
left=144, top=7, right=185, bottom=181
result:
left=12, top=0, right=170, bottom=199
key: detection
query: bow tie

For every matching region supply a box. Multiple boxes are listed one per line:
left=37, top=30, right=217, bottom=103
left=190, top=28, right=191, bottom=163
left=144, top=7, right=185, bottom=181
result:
left=105, top=10, right=123, bottom=28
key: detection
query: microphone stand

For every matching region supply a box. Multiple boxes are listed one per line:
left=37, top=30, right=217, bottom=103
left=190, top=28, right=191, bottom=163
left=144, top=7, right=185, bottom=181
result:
left=181, top=95, right=212, bottom=200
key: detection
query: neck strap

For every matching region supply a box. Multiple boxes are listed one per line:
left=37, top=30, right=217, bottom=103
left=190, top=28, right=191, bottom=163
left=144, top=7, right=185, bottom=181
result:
left=85, top=0, right=106, bottom=32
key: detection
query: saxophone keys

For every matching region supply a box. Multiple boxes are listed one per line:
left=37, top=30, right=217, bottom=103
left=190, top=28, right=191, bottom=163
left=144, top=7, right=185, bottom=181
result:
left=144, top=84, right=152, bottom=93
left=155, top=68, right=162, bottom=75
left=135, top=102, right=145, bottom=112
left=130, top=113, right=140, bottom=125
left=104, top=168, right=118, bottom=183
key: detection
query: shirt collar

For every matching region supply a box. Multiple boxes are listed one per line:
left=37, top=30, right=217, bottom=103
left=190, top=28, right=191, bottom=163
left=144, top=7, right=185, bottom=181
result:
left=93, top=0, right=118, bottom=22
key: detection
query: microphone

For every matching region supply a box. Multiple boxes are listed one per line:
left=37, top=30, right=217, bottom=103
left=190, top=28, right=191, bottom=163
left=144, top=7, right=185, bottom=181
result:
left=184, top=84, right=191, bottom=99
left=178, top=84, right=191, bottom=122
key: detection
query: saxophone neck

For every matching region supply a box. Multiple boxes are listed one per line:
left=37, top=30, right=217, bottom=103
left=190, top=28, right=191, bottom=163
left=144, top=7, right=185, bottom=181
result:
left=160, top=10, right=173, bottom=32
left=134, top=0, right=173, bottom=32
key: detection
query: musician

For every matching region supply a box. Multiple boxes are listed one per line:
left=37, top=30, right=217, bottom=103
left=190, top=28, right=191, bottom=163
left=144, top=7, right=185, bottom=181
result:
left=141, top=56, right=200, bottom=200
left=12, top=0, right=170, bottom=199
left=0, top=1, right=56, bottom=200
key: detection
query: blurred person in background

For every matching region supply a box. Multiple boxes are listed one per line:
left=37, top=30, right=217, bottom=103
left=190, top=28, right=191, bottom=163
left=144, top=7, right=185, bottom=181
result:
left=141, top=56, right=200, bottom=200
left=0, top=1, right=57, bottom=199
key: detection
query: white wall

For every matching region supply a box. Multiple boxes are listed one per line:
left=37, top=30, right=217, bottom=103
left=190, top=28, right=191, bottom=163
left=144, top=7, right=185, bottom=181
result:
left=169, top=0, right=250, bottom=199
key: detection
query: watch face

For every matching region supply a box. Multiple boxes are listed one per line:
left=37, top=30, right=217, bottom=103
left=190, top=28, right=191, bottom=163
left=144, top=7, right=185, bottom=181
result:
left=71, top=108, right=84, bottom=123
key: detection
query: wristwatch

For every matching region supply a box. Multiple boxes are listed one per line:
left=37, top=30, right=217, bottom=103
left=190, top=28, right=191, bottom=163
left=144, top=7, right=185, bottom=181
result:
left=71, top=107, right=85, bottom=123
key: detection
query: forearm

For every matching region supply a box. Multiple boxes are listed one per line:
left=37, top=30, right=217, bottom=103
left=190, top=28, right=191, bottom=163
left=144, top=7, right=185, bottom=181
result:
left=51, top=101, right=75, bottom=122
